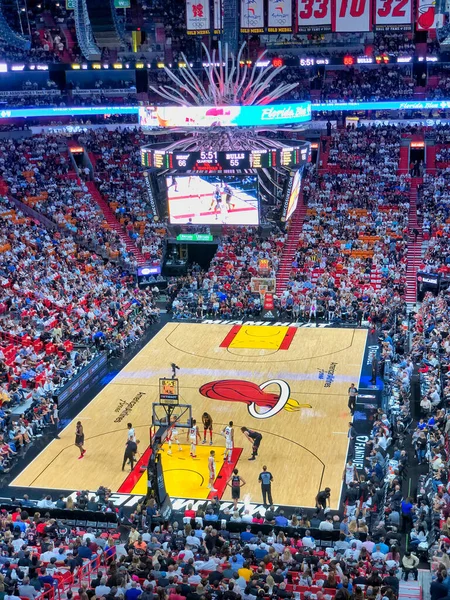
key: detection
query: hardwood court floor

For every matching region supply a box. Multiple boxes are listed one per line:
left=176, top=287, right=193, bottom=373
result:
left=11, top=323, right=367, bottom=508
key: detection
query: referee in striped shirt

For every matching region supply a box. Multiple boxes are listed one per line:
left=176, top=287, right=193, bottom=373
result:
left=259, top=465, right=273, bottom=506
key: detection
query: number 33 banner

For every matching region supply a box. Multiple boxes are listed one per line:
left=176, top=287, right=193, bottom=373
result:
left=298, top=0, right=332, bottom=30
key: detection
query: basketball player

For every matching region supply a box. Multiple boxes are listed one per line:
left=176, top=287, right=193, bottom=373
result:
left=167, top=176, right=178, bottom=192
left=343, top=459, right=359, bottom=486
left=227, top=468, right=246, bottom=509
left=127, top=423, right=136, bottom=443
left=187, top=419, right=201, bottom=458
left=224, top=183, right=235, bottom=211
left=208, top=450, right=218, bottom=492
left=166, top=417, right=183, bottom=455
left=210, top=184, right=222, bottom=220
left=222, top=421, right=234, bottom=463
left=241, top=426, right=262, bottom=461
left=202, top=412, right=213, bottom=445
left=75, top=421, right=85, bottom=459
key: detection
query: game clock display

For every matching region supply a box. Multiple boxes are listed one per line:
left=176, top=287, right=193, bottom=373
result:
left=141, top=147, right=306, bottom=170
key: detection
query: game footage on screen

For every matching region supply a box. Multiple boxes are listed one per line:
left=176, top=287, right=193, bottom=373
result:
left=166, top=175, right=259, bottom=225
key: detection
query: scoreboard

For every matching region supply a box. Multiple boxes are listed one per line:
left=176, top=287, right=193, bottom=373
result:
left=141, top=146, right=309, bottom=171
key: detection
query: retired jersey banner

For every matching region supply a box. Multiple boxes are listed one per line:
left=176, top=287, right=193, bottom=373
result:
left=268, top=0, right=293, bottom=32
left=213, top=0, right=222, bottom=32
left=298, top=0, right=332, bottom=31
left=416, top=0, right=439, bottom=30
left=375, top=0, right=412, bottom=28
left=241, top=0, right=265, bottom=32
left=186, top=0, right=210, bottom=34
left=332, top=0, right=371, bottom=31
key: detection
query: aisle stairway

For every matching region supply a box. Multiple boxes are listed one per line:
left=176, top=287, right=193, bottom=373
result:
left=399, top=579, right=423, bottom=600
left=85, top=181, right=147, bottom=266
left=319, top=136, right=330, bottom=171
left=275, top=201, right=307, bottom=294
left=405, top=177, right=423, bottom=303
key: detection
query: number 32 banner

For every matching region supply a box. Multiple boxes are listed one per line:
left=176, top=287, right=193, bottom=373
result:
left=375, top=0, right=412, bottom=28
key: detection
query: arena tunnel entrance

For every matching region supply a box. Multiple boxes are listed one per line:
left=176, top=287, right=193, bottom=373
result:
left=409, top=144, right=425, bottom=175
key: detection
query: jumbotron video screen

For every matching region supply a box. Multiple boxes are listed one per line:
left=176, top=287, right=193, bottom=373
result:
left=166, top=175, right=259, bottom=225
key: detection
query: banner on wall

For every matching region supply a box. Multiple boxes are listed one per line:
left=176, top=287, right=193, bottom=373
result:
left=298, top=0, right=332, bottom=30
left=268, top=0, right=293, bottom=32
left=332, top=0, right=371, bottom=31
left=374, top=0, right=412, bottom=28
left=213, top=0, right=222, bottom=32
left=186, top=0, right=210, bottom=34
left=241, top=0, right=265, bottom=32
left=416, top=0, right=440, bottom=30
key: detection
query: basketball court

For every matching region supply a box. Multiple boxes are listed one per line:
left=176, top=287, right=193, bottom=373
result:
left=167, top=175, right=259, bottom=225
left=11, top=323, right=368, bottom=508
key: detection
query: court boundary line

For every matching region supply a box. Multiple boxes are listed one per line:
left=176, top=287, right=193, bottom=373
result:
left=337, top=328, right=368, bottom=509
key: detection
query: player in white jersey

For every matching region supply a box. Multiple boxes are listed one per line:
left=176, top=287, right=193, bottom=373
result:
left=127, top=422, right=136, bottom=443
left=166, top=417, right=182, bottom=455
left=208, top=450, right=217, bottom=491
left=222, top=420, right=234, bottom=463
left=343, top=459, right=358, bottom=486
left=187, top=419, right=201, bottom=458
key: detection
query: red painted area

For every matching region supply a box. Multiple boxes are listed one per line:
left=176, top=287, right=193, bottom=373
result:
left=207, top=447, right=243, bottom=500
left=117, top=447, right=152, bottom=493
left=219, top=325, right=242, bottom=348
left=279, top=327, right=297, bottom=350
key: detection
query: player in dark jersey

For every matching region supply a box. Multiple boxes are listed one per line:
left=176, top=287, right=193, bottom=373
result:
left=224, top=184, right=235, bottom=211
left=202, top=412, right=213, bottom=445
left=75, top=421, right=86, bottom=459
left=167, top=176, right=178, bottom=192
left=241, top=426, right=263, bottom=461
left=227, top=468, right=246, bottom=509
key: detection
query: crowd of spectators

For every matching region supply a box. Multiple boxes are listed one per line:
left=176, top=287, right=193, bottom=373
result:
left=0, top=134, right=135, bottom=266
left=372, top=34, right=415, bottom=58
left=418, top=170, right=450, bottom=249
left=79, top=128, right=167, bottom=264
left=0, top=133, right=164, bottom=423
left=0, top=486, right=418, bottom=600
left=408, top=292, right=450, bottom=582
left=276, top=125, right=409, bottom=325
left=168, top=227, right=285, bottom=320
left=321, top=68, right=414, bottom=102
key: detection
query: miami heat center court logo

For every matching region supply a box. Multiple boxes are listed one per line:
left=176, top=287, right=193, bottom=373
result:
left=199, top=379, right=311, bottom=419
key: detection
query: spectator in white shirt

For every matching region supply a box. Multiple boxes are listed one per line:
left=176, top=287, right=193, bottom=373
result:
left=302, top=531, right=316, bottom=548
left=319, top=515, right=334, bottom=531
left=40, top=546, right=58, bottom=562
left=343, top=544, right=360, bottom=562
